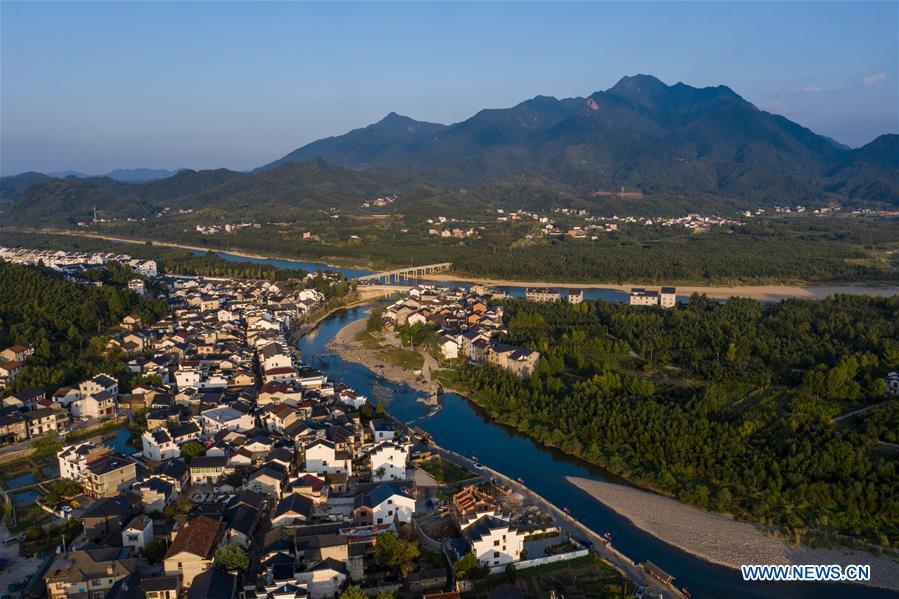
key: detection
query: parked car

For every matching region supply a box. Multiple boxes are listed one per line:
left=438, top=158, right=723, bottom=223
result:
left=473, top=463, right=484, bottom=470
left=2, top=536, right=19, bottom=546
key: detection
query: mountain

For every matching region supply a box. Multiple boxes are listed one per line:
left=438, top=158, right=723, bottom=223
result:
left=103, top=168, right=184, bottom=182
left=1, top=172, right=51, bottom=202
left=259, top=112, right=446, bottom=172
left=264, top=74, right=898, bottom=204
left=822, top=134, right=899, bottom=202
left=1, top=160, right=441, bottom=227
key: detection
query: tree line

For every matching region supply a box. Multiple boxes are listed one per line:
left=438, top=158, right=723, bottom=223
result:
left=0, top=261, right=168, bottom=393
left=449, top=296, right=899, bottom=546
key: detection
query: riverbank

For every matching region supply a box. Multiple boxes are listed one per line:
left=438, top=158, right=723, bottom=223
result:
left=326, top=316, right=440, bottom=395
left=17, top=229, right=899, bottom=299
left=22, top=228, right=375, bottom=271
left=328, top=310, right=899, bottom=593
left=567, top=477, right=899, bottom=593
left=290, top=288, right=398, bottom=342
left=425, top=273, right=899, bottom=301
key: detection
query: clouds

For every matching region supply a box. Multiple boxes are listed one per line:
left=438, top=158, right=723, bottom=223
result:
left=762, top=83, right=830, bottom=97
left=862, top=72, right=886, bottom=87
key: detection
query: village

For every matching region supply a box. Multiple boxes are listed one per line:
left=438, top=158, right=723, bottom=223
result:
left=0, top=264, right=629, bottom=599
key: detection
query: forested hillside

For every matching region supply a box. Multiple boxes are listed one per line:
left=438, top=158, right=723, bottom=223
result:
left=265, top=75, right=899, bottom=205
left=0, top=261, right=168, bottom=392
left=444, top=297, right=899, bottom=545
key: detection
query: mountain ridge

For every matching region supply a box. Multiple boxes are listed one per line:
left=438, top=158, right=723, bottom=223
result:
left=259, top=74, right=897, bottom=203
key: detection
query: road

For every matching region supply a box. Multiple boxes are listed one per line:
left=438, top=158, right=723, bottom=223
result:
left=414, top=432, right=686, bottom=599
left=831, top=400, right=890, bottom=424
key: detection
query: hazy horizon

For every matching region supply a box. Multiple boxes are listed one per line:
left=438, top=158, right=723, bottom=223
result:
left=2, top=1, right=897, bottom=176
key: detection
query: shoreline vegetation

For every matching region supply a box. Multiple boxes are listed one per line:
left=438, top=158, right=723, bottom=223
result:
left=327, top=310, right=899, bottom=593
left=567, top=477, right=899, bottom=592
left=12, top=229, right=899, bottom=300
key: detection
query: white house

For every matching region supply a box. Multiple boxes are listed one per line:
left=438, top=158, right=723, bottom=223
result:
left=70, top=390, right=117, bottom=419
left=887, top=371, right=899, bottom=396
left=369, top=484, right=415, bottom=525
left=200, top=406, right=255, bottom=433
left=57, top=442, right=109, bottom=482
left=462, top=514, right=526, bottom=569
left=78, top=373, right=118, bottom=398
left=369, top=441, right=409, bottom=482
left=295, top=559, right=347, bottom=599
left=369, top=419, right=396, bottom=443
left=122, top=514, right=154, bottom=553
left=141, top=429, right=180, bottom=461
left=303, top=439, right=352, bottom=476
left=438, top=337, right=459, bottom=360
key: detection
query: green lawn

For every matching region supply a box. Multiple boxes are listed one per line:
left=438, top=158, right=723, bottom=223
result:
left=377, top=347, right=424, bottom=370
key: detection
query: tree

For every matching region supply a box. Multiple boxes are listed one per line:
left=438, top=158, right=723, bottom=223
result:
left=144, top=538, right=167, bottom=562
left=505, top=563, right=518, bottom=583
left=340, top=587, right=367, bottom=599
left=453, top=553, right=488, bottom=580
left=163, top=495, right=193, bottom=517
left=216, top=544, right=250, bottom=572
left=374, top=531, right=420, bottom=578
left=375, top=592, right=395, bottom=599
left=226, top=467, right=249, bottom=488
left=180, top=441, right=206, bottom=461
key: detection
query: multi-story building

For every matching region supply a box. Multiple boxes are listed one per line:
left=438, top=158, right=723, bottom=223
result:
left=628, top=287, right=660, bottom=306
left=24, top=407, right=67, bottom=437
left=58, top=443, right=113, bottom=481
left=163, top=515, right=226, bottom=588
left=82, top=454, right=138, bottom=498
left=567, top=289, right=584, bottom=304
left=525, top=288, right=561, bottom=303
left=462, top=514, right=526, bottom=569
left=0, top=413, right=27, bottom=444
left=141, top=429, right=180, bottom=461
left=45, top=547, right=137, bottom=599
left=368, top=441, right=409, bottom=482
left=660, top=287, right=677, bottom=309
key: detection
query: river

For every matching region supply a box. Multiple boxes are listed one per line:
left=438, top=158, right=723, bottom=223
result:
left=297, top=305, right=892, bottom=599
left=211, top=251, right=634, bottom=302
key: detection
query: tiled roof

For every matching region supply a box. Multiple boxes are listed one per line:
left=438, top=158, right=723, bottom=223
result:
left=164, top=515, right=225, bottom=559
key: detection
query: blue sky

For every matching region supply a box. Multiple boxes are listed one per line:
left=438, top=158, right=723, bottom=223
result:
left=1, top=1, right=896, bottom=175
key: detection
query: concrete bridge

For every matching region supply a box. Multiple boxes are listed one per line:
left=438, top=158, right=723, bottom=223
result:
left=354, top=262, right=452, bottom=284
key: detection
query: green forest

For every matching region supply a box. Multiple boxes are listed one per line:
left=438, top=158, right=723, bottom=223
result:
left=442, top=296, right=899, bottom=546
left=16, top=211, right=895, bottom=284
left=0, top=261, right=168, bottom=393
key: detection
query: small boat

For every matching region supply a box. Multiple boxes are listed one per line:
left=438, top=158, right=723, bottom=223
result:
left=563, top=507, right=572, bottom=515
left=603, top=532, right=613, bottom=542
left=681, top=589, right=691, bottom=598
left=517, top=477, right=525, bottom=484
left=471, top=455, right=478, bottom=461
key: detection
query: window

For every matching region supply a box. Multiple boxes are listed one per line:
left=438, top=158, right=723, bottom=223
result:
left=494, top=540, right=500, bottom=546
left=494, top=551, right=499, bottom=558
